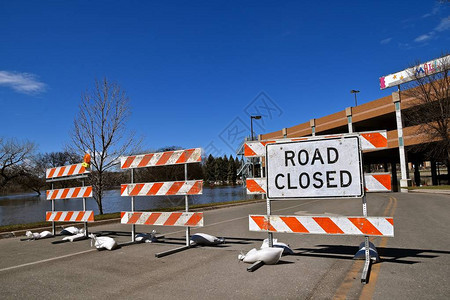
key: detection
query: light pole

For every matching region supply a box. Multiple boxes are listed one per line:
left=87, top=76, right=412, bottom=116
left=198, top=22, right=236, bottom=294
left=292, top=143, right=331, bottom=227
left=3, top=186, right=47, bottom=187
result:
left=250, top=115, right=262, bottom=141
left=350, top=90, right=360, bottom=106
left=250, top=115, right=262, bottom=177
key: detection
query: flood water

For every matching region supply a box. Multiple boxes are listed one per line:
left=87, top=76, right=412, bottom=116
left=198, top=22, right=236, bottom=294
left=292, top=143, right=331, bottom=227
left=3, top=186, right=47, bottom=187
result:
left=0, top=185, right=252, bottom=226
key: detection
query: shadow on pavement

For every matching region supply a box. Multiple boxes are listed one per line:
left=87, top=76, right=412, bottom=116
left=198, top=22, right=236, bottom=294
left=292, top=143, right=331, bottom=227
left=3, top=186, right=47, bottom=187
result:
left=292, top=245, right=450, bottom=265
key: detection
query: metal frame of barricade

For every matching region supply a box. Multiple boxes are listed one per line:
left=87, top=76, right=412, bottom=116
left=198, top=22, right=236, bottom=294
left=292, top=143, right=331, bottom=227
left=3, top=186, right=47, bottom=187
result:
left=45, top=163, right=93, bottom=240
left=243, top=132, right=394, bottom=283
left=119, top=148, right=204, bottom=257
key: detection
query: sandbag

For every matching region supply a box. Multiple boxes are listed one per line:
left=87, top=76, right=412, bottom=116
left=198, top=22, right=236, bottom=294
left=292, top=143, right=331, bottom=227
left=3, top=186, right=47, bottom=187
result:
left=190, top=233, right=225, bottom=246
left=60, top=226, right=82, bottom=235
left=135, top=230, right=158, bottom=243
left=26, top=231, right=41, bottom=240
left=25, top=230, right=54, bottom=240
left=39, top=231, right=53, bottom=238
left=62, top=233, right=86, bottom=242
left=260, top=238, right=294, bottom=255
left=238, top=247, right=283, bottom=265
left=90, top=234, right=118, bottom=251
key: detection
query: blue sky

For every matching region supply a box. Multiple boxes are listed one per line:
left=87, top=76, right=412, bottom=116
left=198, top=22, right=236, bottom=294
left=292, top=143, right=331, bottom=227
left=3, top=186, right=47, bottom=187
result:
left=0, top=0, right=449, bottom=157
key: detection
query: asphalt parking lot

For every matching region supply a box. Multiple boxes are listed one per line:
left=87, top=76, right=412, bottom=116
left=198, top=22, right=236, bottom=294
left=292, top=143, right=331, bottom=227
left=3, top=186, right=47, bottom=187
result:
left=1, top=192, right=449, bottom=299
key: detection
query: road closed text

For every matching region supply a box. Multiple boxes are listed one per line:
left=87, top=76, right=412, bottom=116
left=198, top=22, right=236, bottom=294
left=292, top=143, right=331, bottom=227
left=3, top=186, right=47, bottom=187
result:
left=266, top=137, right=363, bottom=199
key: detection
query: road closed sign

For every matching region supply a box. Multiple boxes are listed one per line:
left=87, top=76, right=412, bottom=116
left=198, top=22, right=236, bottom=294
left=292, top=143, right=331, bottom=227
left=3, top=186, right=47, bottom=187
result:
left=266, top=136, right=363, bottom=199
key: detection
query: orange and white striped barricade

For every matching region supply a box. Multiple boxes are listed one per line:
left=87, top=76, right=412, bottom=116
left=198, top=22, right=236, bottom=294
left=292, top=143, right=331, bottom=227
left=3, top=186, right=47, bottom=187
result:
left=249, top=215, right=394, bottom=237
left=246, top=173, right=392, bottom=194
left=243, top=134, right=394, bottom=283
left=243, top=130, right=387, bottom=158
left=120, top=148, right=203, bottom=257
left=364, top=173, right=392, bottom=192
left=45, top=156, right=92, bottom=238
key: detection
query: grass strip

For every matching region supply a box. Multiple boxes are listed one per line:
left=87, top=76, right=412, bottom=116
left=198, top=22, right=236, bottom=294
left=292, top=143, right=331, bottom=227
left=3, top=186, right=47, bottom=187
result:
left=408, top=185, right=450, bottom=190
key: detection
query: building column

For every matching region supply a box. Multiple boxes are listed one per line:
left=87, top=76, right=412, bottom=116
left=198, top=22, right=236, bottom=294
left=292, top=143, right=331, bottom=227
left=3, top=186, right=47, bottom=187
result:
left=414, top=161, right=421, bottom=187
left=346, top=107, right=353, bottom=133
left=392, top=90, right=411, bottom=192
left=391, top=161, right=398, bottom=192
left=310, top=119, right=316, bottom=136
left=431, top=159, right=438, bottom=185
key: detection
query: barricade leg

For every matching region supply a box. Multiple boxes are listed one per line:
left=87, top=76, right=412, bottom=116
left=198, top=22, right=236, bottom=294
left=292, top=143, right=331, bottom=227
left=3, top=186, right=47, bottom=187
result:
left=361, top=236, right=371, bottom=283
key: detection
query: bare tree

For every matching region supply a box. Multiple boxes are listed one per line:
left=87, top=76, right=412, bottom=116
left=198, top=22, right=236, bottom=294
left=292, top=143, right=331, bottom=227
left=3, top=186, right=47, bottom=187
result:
left=20, top=151, right=82, bottom=195
left=403, top=53, right=450, bottom=181
left=71, top=78, right=137, bottom=214
left=0, top=137, right=36, bottom=190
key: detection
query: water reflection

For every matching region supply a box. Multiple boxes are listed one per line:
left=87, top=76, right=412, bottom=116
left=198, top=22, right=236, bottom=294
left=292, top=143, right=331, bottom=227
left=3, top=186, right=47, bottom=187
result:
left=0, top=185, right=251, bottom=226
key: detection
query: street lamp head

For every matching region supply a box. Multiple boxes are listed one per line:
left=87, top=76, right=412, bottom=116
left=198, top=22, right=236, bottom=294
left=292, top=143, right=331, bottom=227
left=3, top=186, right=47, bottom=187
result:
left=350, top=90, right=360, bottom=94
left=252, top=115, right=262, bottom=119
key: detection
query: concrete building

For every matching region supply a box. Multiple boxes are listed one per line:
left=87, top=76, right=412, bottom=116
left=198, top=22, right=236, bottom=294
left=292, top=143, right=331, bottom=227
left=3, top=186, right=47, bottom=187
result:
left=259, top=88, right=448, bottom=192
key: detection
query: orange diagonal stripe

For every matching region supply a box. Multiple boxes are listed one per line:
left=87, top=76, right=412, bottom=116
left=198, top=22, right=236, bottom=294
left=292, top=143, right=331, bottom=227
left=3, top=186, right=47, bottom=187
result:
left=144, top=213, right=162, bottom=225
left=348, top=218, right=383, bottom=236
left=147, top=182, right=164, bottom=195
left=164, top=212, right=182, bottom=226
left=251, top=215, right=276, bottom=231
left=121, top=184, right=127, bottom=196
left=185, top=213, right=203, bottom=226
left=313, top=217, right=344, bottom=234
left=87, top=211, right=94, bottom=222
left=280, top=216, right=309, bottom=233
left=64, top=211, right=74, bottom=221
left=61, top=188, right=70, bottom=199
left=72, top=187, right=81, bottom=198
left=246, top=179, right=266, bottom=193
left=55, top=212, right=63, bottom=221
left=244, top=144, right=258, bottom=157
left=47, top=168, right=56, bottom=178
left=387, top=218, right=394, bottom=226
left=57, top=167, right=66, bottom=177
left=156, top=151, right=173, bottom=165
left=46, top=212, right=52, bottom=221
left=83, top=186, right=92, bottom=197
left=166, top=181, right=184, bottom=195
left=128, top=212, right=143, bottom=224
left=75, top=212, right=84, bottom=222
left=361, top=132, right=387, bottom=148
left=187, top=181, right=202, bottom=194
left=373, top=174, right=391, bottom=190
left=68, top=164, right=77, bottom=176
left=138, top=154, right=153, bottom=167
left=130, top=184, right=144, bottom=196
left=121, top=156, right=135, bottom=169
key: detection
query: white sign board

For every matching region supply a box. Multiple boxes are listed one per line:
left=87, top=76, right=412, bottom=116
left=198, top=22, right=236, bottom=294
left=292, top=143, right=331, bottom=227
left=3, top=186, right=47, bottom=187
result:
left=266, top=136, right=363, bottom=199
left=380, top=54, right=450, bottom=90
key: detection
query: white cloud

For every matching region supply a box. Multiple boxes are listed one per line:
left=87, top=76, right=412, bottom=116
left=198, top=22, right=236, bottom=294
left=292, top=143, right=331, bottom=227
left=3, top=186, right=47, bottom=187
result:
left=0, top=71, right=46, bottom=94
left=435, top=16, right=450, bottom=32
left=414, top=34, right=433, bottom=43
left=380, top=37, right=392, bottom=45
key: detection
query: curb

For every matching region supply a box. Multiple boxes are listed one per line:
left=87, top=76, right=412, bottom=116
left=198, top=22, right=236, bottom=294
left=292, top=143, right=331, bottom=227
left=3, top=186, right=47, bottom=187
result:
left=409, top=189, right=450, bottom=195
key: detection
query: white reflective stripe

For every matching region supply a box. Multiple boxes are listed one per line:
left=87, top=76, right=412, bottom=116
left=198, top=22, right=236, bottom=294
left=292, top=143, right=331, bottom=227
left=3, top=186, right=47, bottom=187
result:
left=166, top=151, right=183, bottom=165
left=121, top=212, right=203, bottom=227
left=246, top=178, right=267, bottom=194
left=248, top=216, right=259, bottom=231
left=270, top=216, right=291, bottom=232
left=331, top=217, right=362, bottom=235
left=300, top=217, right=326, bottom=234
left=369, top=217, right=394, bottom=236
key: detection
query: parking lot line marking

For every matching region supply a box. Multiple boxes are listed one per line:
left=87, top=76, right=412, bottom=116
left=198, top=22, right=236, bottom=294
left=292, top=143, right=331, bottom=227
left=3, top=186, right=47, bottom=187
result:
left=359, top=196, right=397, bottom=299
left=1, top=200, right=320, bottom=272
left=0, top=249, right=96, bottom=273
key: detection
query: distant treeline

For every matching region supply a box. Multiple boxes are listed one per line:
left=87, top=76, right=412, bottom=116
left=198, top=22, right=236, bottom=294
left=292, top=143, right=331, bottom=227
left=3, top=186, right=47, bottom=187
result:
left=0, top=147, right=242, bottom=195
